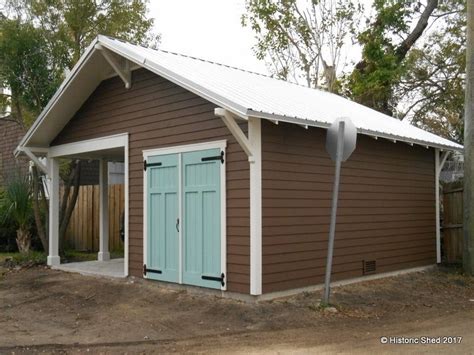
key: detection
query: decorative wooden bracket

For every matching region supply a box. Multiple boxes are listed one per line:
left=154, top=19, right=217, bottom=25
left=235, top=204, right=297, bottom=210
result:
left=18, top=147, right=48, bottom=175
left=95, top=44, right=131, bottom=89
left=214, top=108, right=254, bottom=160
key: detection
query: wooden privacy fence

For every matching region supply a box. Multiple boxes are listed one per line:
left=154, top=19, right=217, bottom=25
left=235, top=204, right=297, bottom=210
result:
left=62, top=184, right=125, bottom=252
left=442, top=185, right=463, bottom=263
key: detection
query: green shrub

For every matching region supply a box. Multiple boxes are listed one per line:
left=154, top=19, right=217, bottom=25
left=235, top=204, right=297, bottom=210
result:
left=0, top=174, right=34, bottom=253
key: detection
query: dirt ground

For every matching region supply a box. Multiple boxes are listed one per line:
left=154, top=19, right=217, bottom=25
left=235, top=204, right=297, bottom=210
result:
left=0, top=264, right=473, bottom=354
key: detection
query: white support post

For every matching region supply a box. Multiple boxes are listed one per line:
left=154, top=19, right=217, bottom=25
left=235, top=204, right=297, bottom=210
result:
left=435, top=149, right=450, bottom=264
left=249, top=117, right=262, bottom=295
left=98, top=159, right=110, bottom=261
left=215, top=108, right=262, bottom=295
left=47, top=158, right=60, bottom=266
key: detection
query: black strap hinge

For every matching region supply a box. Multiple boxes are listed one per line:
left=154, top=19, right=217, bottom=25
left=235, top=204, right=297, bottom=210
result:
left=201, top=273, right=225, bottom=287
left=144, top=160, right=162, bottom=171
left=201, top=151, right=224, bottom=164
left=143, top=264, right=162, bottom=276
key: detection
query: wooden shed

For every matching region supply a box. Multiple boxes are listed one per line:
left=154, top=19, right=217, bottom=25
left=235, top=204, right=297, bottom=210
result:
left=16, top=36, right=462, bottom=298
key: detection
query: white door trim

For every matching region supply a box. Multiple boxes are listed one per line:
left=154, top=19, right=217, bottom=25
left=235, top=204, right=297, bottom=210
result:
left=142, top=140, right=227, bottom=157
left=142, top=139, right=227, bottom=290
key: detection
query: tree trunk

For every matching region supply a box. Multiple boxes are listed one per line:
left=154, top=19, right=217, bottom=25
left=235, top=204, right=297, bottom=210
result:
left=16, top=227, right=31, bottom=254
left=464, top=0, right=474, bottom=276
left=59, top=160, right=81, bottom=255
left=31, top=165, right=48, bottom=252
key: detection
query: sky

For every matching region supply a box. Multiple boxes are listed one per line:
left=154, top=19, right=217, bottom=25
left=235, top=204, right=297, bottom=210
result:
left=148, top=0, right=268, bottom=74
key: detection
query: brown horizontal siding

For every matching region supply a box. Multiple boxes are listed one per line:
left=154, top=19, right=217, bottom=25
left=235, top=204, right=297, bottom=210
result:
left=261, top=120, right=436, bottom=293
left=51, top=68, right=250, bottom=293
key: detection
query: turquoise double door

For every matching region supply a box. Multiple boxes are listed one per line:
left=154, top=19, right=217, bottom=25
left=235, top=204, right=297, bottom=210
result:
left=145, top=148, right=223, bottom=289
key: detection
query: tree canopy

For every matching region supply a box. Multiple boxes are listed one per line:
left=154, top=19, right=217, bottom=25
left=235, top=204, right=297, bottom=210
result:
left=243, top=0, right=467, bottom=142
left=0, top=0, right=159, bottom=128
left=242, top=0, right=363, bottom=92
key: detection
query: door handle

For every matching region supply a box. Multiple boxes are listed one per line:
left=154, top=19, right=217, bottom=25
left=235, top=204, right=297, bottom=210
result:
left=176, top=218, right=179, bottom=233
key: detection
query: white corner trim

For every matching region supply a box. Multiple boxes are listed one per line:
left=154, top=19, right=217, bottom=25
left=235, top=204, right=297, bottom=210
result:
left=215, top=108, right=262, bottom=295
left=249, top=117, right=262, bottom=295
left=48, top=133, right=128, bottom=158
left=124, top=136, right=129, bottom=277
left=435, top=149, right=441, bottom=263
left=435, top=149, right=449, bottom=264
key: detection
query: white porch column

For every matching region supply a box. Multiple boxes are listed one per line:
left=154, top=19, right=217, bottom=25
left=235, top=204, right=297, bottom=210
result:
left=47, top=157, right=60, bottom=266
left=98, top=159, right=110, bottom=261
left=249, top=117, right=262, bottom=295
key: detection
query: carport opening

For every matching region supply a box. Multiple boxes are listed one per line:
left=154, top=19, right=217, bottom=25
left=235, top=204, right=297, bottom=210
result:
left=52, top=146, right=126, bottom=278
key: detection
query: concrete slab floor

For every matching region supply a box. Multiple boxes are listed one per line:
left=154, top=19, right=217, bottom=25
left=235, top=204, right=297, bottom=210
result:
left=53, top=258, right=125, bottom=278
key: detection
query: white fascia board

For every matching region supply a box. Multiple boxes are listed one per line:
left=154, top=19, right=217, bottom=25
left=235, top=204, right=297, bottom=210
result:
left=48, top=133, right=128, bottom=158
left=246, top=109, right=463, bottom=152
left=17, top=38, right=100, bottom=151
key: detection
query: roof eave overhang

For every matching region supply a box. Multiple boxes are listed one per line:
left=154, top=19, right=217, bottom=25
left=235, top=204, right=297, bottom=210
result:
left=246, top=109, right=463, bottom=152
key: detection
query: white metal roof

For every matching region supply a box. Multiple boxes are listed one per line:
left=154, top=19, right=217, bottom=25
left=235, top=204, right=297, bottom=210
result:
left=18, top=35, right=462, bottom=151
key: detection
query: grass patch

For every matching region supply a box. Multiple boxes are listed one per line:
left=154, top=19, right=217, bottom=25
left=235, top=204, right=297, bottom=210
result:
left=63, top=250, right=97, bottom=263
left=0, top=251, right=46, bottom=268
left=63, top=250, right=124, bottom=263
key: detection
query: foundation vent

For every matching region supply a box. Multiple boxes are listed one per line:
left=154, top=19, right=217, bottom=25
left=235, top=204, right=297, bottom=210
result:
left=363, top=260, right=377, bottom=275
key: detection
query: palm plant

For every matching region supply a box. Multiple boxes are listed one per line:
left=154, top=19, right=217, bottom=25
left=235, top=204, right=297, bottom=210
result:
left=1, top=174, right=33, bottom=253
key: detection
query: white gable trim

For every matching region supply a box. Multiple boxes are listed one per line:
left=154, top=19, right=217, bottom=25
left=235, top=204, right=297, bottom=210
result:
left=16, top=38, right=100, bottom=154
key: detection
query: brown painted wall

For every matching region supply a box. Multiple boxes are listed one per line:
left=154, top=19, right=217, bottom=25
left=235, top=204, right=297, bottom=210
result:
left=261, top=121, right=436, bottom=293
left=0, top=120, right=27, bottom=185
left=51, top=69, right=250, bottom=293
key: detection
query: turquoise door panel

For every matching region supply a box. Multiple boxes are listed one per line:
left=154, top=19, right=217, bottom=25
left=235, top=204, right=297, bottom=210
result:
left=146, top=153, right=179, bottom=283
left=182, top=149, right=222, bottom=289
left=145, top=148, right=222, bottom=290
